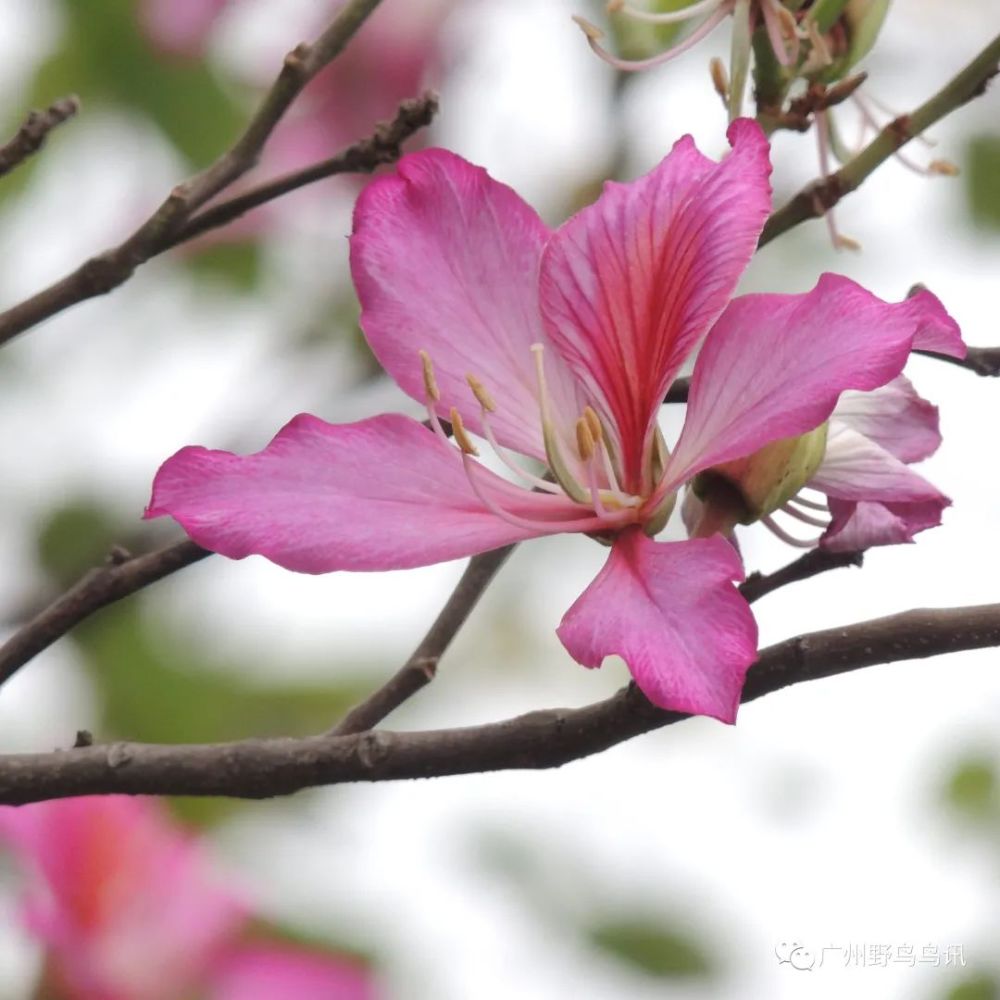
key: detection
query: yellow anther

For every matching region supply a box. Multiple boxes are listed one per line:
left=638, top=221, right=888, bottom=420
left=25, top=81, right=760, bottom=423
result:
left=420, top=350, right=440, bottom=403
left=709, top=57, right=729, bottom=101
left=583, top=406, right=603, bottom=445
left=450, top=407, right=478, bottom=456
left=606, top=0, right=624, bottom=11
left=465, top=373, right=497, bottom=413
left=575, top=417, right=596, bottom=462
left=835, top=234, right=862, bottom=252
left=929, top=159, right=960, bottom=177
left=572, top=15, right=604, bottom=41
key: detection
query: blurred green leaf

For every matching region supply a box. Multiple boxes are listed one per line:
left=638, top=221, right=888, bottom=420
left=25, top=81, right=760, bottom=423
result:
left=588, top=917, right=715, bottom=979
left=185, top=239, right=263, bottom=291
left=943, top=756, right=999, bottom=823
left=36, top=501, right=120, bottom=586
left=946, top=972, right=999, bottom=1000
left=29, top=0, right=244, bottom=166
left=965, top=135, right=1000, bottom=232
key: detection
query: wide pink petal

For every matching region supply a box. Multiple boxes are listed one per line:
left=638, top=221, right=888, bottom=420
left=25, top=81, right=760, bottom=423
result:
left=539, top=119, right=771, bottom=490
left=350, top=149, right=582, bottom=461
left=831, top=376, right=941, bottom=463
left=905, top=286, right=966, bottom=358
left=808, top=425, right=947, bottom=503
left=665, top=274, right=962, bottom=489
left=211, top=945, right=374, bottom=1000
left=821, top=498, right=947, bottom=551
left=556, top=529, right=757, bottom=723
left=146, top=414, right=595, bottom=573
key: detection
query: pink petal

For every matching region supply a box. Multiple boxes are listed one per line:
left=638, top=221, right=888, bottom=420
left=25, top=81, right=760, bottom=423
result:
left=905, top=286, right=966, bottom=358
left=821, top=498, right=947, bottom=551
left=146, top=413, right=592, bottom=573
left=832, top=376, right=941, bottom=463
left=211, top=945, right=374, bottom=1000
left=539, top=119, right=771, bottom=490
left=139, top=0, right=229, bottom=57
left=350, top=149, right=582, bottom=462
left=665, top=274, right=962, bottom=489
left=556, top=529, right=757, bottom=723
left=808, top=425, right=947, bottom=503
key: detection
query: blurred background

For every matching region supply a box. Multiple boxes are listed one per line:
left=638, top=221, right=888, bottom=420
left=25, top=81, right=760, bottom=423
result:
left=0, top=0, right=998, bottom=997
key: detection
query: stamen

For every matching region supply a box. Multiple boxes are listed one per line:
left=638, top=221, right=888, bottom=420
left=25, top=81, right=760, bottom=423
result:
left=420, top=349, right=440, bottom=402
left=450, top=407, right=478, bottom=457
left=780, top=502, right=831, bottom=529
left=465, top=373, right=496, bottom=412
left=762, top=514, right=822, bottom=548
left=573, top=4, right=730, bottom=73
left=709, top=56, right=729, bottom=104
left=576, top=416, right=596, bottom=462
left=787, top=493, right=829, bottom=512
left=759, top=0, right=799, bottom=66
left=815, top=111, right=861, bottom=251
left=605, top=0, right=726, bottom=25
left=804, top=16, right=831, bottom=66
left=583, top=406, right=603, bottom=445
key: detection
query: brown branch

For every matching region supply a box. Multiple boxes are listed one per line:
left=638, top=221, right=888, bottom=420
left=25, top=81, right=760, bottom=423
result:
left=664, top=376, right=690, bottom=404
left=760, top=33, right=1000, bottom=248
left=330, top=544, right=516, bottom=735
left=0, top=0, right=389, bottom=348
left=915, top=345, right=1000, bottom=377
left=739, top=548, right=864, bottom=604
left=173, top=93, right=438, bottom=249
left=0, top=96, right=80, bottom=178
left=0, top=540, right=209, bottom=687
left=0, top=602, right=997, bottom=804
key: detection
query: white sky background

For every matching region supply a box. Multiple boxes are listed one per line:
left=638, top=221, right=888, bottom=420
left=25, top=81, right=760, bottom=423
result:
left=0, top=1, right=998, bottom=998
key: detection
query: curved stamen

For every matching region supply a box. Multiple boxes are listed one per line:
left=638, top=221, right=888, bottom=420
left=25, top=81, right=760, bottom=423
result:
left=606, top=0, right=727, bottom=25
left=787, top=492, right=829, bottom=512
left=461, top=453, right=631, bottom=534
left=762, top=514, right=822, bottom=548
left=420, top=349, right=452, bottom=445
left=573, top=4, right=730, bottom=73
left=759, top=0, right=799, bottom=66
left=780, top=502, right=831, bottom=529
left=815, top=111, right=861, bottom=251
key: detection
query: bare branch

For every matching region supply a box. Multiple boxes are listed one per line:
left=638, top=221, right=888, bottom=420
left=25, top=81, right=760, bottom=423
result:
left=760, top=34, right=1000, bottom=247
left=0, top=602, right=997, bottom=804
left=0, top=540, right=209, bottom=687
left=739, top=548, right=864, bottom=604
left=0, top=96, right=80, bottom=178
left=915, top=345, right=1000, bottom=377
left=0, top=0, right=390, bottom=347
left=331, top=544, right=516, bottom=735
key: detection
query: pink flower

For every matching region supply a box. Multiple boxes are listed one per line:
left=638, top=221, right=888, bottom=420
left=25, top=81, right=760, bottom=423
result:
left=145, top=120, right=961, bottom=723
left=0, top=797, right=372, bottom=1000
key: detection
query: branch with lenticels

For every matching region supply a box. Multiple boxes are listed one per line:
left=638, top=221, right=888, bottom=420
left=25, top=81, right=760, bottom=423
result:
left=0, top=601, right=996, bottom=805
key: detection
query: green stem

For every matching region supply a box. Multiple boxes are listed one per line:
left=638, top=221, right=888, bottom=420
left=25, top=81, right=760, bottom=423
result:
left=760, top=33, right=1000, bottom=248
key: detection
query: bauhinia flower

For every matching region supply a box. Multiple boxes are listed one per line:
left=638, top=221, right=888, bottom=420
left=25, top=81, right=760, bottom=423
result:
left=146, top=119, right=961, bottom=723
left=0, top=796, right=373, bottom=1000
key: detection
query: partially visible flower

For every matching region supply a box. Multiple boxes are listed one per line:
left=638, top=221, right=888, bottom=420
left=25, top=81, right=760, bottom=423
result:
left=686, top=294, right=965, bottom=553
left=139, top=0, right=232, bottom=59
left=0, top=797, right=372, bottom=1000
left=146, top=121, right=960, bottom=723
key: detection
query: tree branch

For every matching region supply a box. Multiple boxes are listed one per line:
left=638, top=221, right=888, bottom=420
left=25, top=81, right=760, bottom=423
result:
left=0, top=0, right=390, bottom=348
left=0, top=96, right=80, bottom=178
left=0, top=540, right=209, bottom=688
left=915, top=345, right=1000, bottom=377
left=0, top=602, right=997, bottom=804
left=330, top=544, right=516, bottom=735
left=759, top=33, right=1000, bottom=247
left=739, top=547, right=864, bottom=604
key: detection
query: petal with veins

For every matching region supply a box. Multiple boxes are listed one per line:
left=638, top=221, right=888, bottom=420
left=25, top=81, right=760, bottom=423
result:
left=557, top=529, right=757, bottom=723
left=539, top=119, right=771, bottom=489
left=821, top=498, right=947, bottom=551
left=350, top=149, right=582, bottom=461
left=665, top=274, right=964, bottom=490
left=146, top=414, right=592, bottom=573
left=832, top=376, right=941, bottom=464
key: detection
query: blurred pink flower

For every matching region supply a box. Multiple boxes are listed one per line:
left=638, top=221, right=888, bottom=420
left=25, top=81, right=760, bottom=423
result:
left=146, top=120, right=961, bottom=724
left=0, top=796, right=372, bottom=1000
left=139, top=0, right=232, bottom=59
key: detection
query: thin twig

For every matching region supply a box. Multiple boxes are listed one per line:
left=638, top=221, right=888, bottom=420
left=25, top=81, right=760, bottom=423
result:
left=915, top=346, right=1000, bottom=377
left=0, top=96, right=80, bottom=178
left=760, top=33, right=1000, bottom=248
left=740, top=548, right=864, bottom=604
left=0, top=0, right=388, bottom=347
left=174, top=93, right=439, bottom=248
left=1, top=601, right=998, bottom=804
left=331, top=545, right=516, bottom=735
left=0, top=540, right=209, bottom=687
